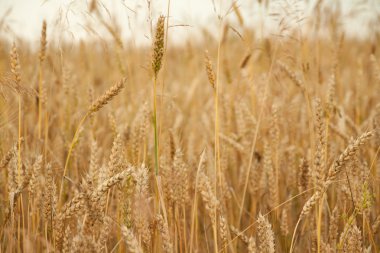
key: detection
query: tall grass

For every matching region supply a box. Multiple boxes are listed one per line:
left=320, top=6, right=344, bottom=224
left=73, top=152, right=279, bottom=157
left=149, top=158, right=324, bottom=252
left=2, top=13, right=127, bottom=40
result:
left=0, top=1, right=379, bottom=253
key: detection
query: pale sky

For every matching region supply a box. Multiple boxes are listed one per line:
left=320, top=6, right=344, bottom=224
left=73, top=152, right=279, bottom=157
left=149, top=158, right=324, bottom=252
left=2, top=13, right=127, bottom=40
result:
left=0, top=0, right=379, bottom=45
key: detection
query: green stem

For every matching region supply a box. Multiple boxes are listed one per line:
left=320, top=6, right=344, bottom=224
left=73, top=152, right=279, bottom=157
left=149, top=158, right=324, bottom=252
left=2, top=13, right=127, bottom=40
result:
left=38, top=65, right=43, bottom=139
left=58, top=112, right=89, bottom=206
left=153, top=76, right=159, bottom=175
left=18, top=95, right=22, bottom=182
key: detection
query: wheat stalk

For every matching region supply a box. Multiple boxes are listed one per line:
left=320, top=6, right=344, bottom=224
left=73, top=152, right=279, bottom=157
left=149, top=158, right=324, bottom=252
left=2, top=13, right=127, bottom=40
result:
left=151, top=15, right=165, bottom=175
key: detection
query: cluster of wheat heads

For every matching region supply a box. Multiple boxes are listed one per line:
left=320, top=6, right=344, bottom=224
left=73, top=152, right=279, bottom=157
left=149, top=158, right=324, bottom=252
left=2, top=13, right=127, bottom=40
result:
left=0, top=3, right=380, bottom=253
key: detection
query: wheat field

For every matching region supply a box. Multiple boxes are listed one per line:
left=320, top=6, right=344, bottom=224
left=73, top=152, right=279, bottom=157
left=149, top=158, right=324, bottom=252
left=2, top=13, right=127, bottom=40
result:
left=0, top=1, right=379, bottom=252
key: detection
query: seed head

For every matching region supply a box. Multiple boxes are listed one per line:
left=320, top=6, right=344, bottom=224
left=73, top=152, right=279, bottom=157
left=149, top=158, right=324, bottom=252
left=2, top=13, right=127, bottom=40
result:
left=204, top=50, right=216, bottom=89
left=152, top=15, right=165, bottom=77
left=39, top=20, right=47, bottom=63
left=89, top=78, right=126, bottom=113
left=10, top=43, right=21, bottom=85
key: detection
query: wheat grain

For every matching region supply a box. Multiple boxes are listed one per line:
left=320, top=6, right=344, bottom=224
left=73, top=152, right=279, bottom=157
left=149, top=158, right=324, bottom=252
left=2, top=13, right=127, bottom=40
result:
left=257, top=213, right=275, bottom=253
left=89, top=78, right=126, bottom=113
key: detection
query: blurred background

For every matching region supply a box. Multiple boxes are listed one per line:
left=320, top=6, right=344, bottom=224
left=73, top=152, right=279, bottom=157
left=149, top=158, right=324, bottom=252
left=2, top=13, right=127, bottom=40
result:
left=0, top=0, right=379, bottom=46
